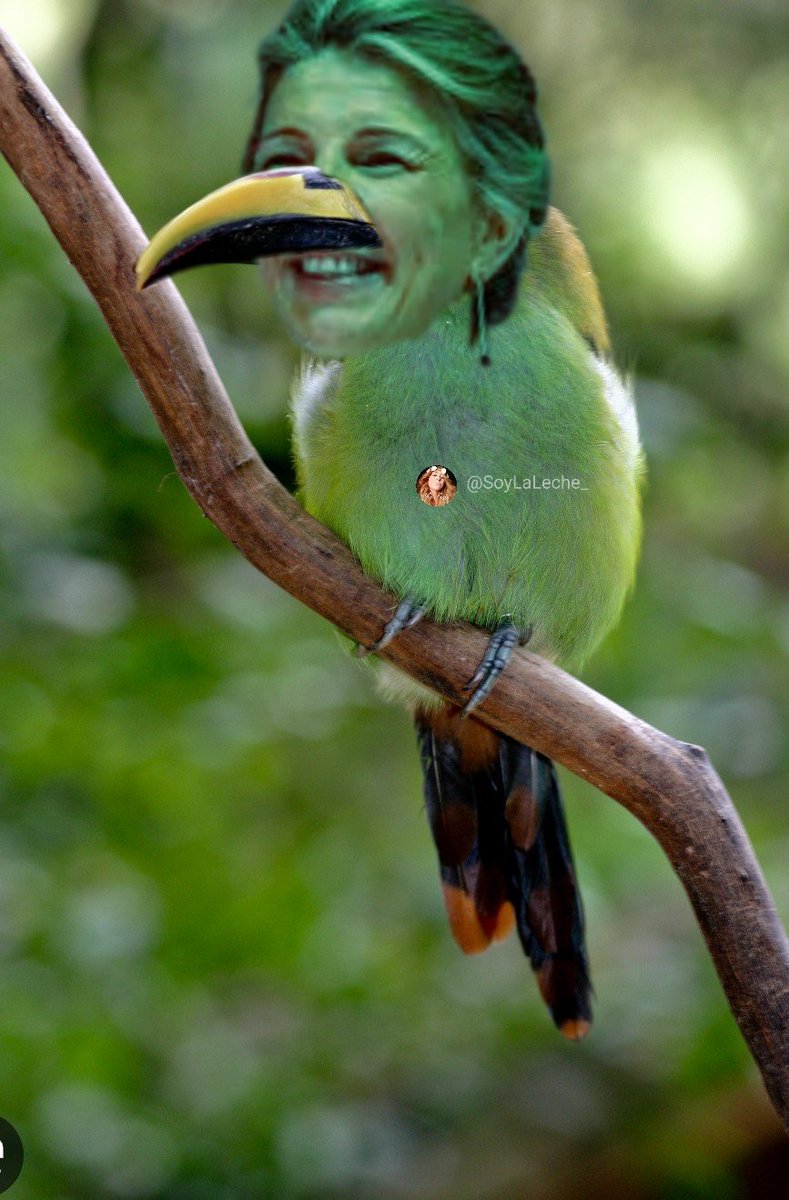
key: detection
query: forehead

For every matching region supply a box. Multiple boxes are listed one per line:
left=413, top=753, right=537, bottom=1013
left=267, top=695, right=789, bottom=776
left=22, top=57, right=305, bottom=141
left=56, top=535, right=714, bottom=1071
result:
left=262, top=47, right=456, bottom=145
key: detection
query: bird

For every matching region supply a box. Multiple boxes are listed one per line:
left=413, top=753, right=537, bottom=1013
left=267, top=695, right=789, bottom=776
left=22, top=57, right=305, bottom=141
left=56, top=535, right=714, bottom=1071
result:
left=138, top=173, right=643, bottom=1041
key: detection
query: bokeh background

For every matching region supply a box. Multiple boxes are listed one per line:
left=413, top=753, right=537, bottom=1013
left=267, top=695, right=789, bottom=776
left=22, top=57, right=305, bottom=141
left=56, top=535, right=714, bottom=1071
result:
left=1, top=0, right=788, bottom=1196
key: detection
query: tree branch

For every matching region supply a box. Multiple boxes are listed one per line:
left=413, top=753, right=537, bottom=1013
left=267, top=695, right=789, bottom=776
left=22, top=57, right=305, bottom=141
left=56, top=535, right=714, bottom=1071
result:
left=2, top=30, right=787, bottom=1128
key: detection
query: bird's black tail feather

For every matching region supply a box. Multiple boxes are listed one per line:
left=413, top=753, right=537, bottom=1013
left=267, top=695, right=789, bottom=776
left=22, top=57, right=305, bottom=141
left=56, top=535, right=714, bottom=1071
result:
left=414, top=705, right=592, bottom=1039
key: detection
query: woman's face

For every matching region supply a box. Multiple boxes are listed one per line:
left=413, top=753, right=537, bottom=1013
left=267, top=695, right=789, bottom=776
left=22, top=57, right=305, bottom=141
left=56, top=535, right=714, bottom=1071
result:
left=257, top=48, right=485, bottom=358
left=428, top=470, right=445, bottom=493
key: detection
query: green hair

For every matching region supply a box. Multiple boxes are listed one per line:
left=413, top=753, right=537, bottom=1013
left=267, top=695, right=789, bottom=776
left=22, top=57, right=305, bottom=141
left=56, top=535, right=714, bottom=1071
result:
left=243, top=0, right=550, bottom=330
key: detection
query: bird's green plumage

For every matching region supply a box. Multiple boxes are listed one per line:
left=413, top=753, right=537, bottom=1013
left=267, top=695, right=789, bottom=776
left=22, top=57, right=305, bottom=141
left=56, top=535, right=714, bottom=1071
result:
left=133, top=0, right=640, bottom=1030
left=293, top=211, right=643, bottom=678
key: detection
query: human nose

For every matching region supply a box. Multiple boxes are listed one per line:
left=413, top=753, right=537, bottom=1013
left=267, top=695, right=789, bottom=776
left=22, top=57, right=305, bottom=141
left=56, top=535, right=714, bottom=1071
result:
left=312, top=141, right=344, bottom=181
left=313, top=146, right=368, bottom=206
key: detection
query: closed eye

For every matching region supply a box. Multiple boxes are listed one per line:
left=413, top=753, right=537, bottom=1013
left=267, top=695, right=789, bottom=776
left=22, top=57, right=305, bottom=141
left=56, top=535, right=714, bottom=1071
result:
left=355, top=152, right=416, bottom=172
left=259, top=154, right=307, bottom=170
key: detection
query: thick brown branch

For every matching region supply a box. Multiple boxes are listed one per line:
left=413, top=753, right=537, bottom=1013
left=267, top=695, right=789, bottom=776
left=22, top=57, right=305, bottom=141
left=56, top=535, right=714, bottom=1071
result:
left=1, top=31, right=787, bottom=1128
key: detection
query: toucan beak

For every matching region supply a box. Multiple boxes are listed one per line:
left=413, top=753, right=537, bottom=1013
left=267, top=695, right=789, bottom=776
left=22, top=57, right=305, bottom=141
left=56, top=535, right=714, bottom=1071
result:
left=135, top=167, right=382, bottom=289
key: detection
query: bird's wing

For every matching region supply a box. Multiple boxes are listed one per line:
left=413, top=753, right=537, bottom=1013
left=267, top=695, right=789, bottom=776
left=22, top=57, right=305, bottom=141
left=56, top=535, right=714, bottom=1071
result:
left=526, top=207, right=612, bottom=358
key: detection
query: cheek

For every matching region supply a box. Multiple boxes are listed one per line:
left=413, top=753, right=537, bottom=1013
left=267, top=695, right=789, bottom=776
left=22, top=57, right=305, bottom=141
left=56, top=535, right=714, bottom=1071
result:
left=366, top=194, right=411, bottom=255
left=418, top=216, right=474, bottom=297
left=413, top=185, right=475, bottom=275
left=362, top=173, right=474, bottom=274
left=258, top=261, right=279, bottom=292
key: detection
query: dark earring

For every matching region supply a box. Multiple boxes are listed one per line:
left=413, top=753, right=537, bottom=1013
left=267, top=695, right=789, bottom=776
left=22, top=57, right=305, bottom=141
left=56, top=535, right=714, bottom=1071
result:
left=474, top=271, right=491, bottom=367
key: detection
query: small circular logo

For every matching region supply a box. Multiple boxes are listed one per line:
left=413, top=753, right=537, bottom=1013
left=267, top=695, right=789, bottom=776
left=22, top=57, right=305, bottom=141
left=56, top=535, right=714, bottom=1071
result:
left=417, top=464, right=457, bottom=507
left=0, top=1118, right=23, bottom=1192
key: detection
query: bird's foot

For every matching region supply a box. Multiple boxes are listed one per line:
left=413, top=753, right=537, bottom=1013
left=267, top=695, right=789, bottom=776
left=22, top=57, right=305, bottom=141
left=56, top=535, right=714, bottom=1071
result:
left=460, top=621, right=532, bottom=718
left=355, top=596, right=427, bottom=658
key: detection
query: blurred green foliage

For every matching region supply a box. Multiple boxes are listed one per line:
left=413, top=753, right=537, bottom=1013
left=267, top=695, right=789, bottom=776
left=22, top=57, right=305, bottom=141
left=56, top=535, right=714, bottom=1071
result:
left=0, top=1, right=787, bottom=1197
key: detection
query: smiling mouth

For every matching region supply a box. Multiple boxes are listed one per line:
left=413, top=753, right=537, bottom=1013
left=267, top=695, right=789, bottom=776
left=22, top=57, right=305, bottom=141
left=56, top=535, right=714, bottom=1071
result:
left=288, top=251, right=389, bottom=282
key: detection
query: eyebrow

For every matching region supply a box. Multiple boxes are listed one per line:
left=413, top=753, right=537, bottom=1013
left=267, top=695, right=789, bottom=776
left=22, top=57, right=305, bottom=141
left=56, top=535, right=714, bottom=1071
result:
left=260, top=125, right=430, bottom=152
left=352, top=126, right=429, bottom=148
left=258, top=127, right=311, bottom=143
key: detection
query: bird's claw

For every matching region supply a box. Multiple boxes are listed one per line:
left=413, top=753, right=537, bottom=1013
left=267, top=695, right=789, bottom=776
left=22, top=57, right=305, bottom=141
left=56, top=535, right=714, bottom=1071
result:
left=356, top=603, right=530, bottom=717
left=461, top=622, right=532, bottom=718
left=355, top=596, right=427, bottom=658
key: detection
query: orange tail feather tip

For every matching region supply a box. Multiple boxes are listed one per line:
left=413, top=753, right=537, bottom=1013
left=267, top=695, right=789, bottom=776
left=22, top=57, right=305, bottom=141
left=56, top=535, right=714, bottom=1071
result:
left=559, top=1018, right=591, bottom=1042
left=488, top=898, right=516, bottom=943
left=442, top=886, right=516, bottom=953
left=441, top=883, right=492, bottom=954
left=538, top=959, right=592, bottom=1035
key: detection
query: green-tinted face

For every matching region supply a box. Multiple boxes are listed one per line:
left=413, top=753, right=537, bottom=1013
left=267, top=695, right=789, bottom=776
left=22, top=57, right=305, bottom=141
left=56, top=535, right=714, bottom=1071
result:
left=257, top=48, right=484, bottom=358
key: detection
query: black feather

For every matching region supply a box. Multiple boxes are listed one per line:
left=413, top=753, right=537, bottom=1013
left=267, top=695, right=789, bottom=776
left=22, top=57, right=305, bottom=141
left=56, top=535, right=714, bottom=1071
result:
left=415, top=713, right=592, bottom=1033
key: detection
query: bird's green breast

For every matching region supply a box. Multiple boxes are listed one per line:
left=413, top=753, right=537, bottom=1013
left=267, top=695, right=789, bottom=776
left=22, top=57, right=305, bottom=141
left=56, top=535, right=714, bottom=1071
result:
left=294, top=292, right=642, bottom=671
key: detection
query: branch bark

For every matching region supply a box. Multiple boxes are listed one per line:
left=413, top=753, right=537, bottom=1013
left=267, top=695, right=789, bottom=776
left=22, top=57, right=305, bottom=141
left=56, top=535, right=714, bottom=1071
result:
left=2, top=30, right=787, bottom=1128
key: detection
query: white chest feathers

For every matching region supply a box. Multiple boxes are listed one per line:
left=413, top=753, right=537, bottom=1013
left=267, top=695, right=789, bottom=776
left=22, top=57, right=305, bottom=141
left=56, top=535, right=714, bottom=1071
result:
left=290, top=357, right=343, bottom=461
left=590, top=352, right=641, bottom=476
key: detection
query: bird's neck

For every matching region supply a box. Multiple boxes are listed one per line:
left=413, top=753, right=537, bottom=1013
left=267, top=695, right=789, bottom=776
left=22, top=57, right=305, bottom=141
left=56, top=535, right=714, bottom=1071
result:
left=338, top=289, right=499, bottom=417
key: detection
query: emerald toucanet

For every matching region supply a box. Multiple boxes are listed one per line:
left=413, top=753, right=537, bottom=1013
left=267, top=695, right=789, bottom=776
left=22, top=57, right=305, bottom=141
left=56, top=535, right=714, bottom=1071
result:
left=139, top=149, right=642, bottom=1039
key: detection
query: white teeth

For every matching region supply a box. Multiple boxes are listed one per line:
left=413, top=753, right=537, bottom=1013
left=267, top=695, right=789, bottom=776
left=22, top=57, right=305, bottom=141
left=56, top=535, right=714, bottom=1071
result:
left=298, top=255, right=374, bottom=277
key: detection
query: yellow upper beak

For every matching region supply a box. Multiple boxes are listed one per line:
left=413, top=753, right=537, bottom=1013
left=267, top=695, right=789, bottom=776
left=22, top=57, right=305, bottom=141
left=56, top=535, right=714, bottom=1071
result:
left=136, top=167, right=382, bottom=289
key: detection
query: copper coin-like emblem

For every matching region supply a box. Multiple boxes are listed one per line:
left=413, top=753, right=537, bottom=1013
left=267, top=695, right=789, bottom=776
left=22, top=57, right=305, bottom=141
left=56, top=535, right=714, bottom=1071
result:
left=417, top=465, right=457, bottom=507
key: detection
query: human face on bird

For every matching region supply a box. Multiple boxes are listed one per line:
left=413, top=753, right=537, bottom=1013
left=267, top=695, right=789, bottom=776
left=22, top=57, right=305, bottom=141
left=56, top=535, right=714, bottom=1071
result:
left=256, top=48, right=500, bottom=359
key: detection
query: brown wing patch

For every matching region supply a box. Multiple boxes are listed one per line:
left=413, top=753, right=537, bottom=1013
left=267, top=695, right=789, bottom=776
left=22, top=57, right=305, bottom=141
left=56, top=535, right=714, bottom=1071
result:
left=526, top=206, right=611, bottom=358
left=415, top=702, right=499, bottom=773
left=505, top=782, right=540, bottom=850
left=432, top=799, right=477, bottom=866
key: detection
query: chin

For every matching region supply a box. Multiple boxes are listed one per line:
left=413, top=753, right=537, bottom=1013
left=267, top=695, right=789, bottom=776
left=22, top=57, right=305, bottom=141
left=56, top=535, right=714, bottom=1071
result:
left=292, top=320, right=388, bottom=360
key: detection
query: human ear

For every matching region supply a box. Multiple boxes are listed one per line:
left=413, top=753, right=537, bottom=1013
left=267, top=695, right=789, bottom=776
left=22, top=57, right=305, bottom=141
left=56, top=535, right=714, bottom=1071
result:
left=471, top=205, right=523, bottom=281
